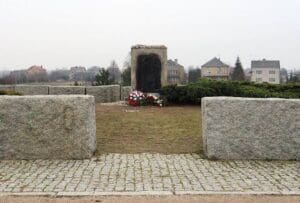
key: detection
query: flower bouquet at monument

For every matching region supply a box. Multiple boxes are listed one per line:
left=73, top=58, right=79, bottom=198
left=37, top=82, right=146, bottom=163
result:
left=128, top=91, right=165, bottom=107
left=128, top=91, right=147, bottom=106
left=146, top=93, right=164, bottom=107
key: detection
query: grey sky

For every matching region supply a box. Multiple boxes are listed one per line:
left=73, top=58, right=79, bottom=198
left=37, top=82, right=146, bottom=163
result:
left=0, top=0, right=299, bottom=71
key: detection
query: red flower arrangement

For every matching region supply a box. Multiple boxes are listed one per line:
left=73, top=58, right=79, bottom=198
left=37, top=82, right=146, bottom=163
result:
left=128, top=91, right=146, bottom=106
left=127, top=91, right=164, bottom=107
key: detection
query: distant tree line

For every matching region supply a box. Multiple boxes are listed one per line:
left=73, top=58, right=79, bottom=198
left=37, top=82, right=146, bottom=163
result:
left=1, top=56, right=297, bottom=86
left=0, top=59, right=132, bottom=86
left=0, top=69, right=48, bottom=84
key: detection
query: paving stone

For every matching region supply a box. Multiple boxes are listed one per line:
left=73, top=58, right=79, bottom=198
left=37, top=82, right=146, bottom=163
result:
left=0, top=154, right=299, bottom=195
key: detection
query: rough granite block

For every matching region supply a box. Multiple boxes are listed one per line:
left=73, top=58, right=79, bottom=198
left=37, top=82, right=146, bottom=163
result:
left=0, top=85, right=15, bottom=91
left=86, top=85, right=120, bottom=103
left=49, top=86, right=86, bottom=95
left=121, top=86, right=132, bottom=100
left=202, top=97, right=300, bottom=160
left=15, top=85, right=49, bottom=95
left=0, top=95, right=96, bottom=160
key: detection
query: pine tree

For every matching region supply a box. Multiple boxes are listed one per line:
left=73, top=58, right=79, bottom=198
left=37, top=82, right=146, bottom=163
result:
left=121, top=66, right=131, bottom=86
left=231, top=57, right=245, bottom=81
left=95, top=68, right=113, bottom=86
left=188, top=67, right=201, bottom=83
left=107, top=60, right=121, bottom=84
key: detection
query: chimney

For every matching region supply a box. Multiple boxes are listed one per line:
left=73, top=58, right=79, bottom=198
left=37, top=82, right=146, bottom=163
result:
left=175, top=59, right=178, bottom=64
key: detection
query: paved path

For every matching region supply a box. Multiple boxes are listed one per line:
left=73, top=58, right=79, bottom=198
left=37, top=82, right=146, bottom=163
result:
left=0, top=154, right=299, bottom=196
left=2, top=195, right=300, bottom=203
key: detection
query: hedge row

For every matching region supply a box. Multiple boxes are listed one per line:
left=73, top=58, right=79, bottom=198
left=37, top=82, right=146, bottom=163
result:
left=160, top=79, right=300, bottom=105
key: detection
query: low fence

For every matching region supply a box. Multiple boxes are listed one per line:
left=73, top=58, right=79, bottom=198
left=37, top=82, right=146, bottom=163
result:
left=0, top=95, right=96, bottom=160
left=202, top=97, right=300, bottom=160
left=0, top=85, right=132, bottom=103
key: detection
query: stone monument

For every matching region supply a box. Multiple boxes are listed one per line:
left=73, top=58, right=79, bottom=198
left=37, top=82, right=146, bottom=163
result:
left=131, top=45, right=168, bottom=92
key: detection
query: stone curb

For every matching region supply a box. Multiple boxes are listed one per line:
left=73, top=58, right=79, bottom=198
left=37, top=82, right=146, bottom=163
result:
left=93, top=191, right=174, bottom=196
left=174, top=191, right=300, bottom=195
left=0, top=192, right=56, bottom=197
left=0, top=191, right=300, bottom=197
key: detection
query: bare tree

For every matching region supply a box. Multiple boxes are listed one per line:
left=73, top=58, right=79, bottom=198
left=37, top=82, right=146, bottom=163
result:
left=107, top=60, right=121, bottom=84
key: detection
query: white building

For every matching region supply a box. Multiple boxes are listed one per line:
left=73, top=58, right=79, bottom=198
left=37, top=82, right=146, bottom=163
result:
left=251, top=59, right=280, bottom=84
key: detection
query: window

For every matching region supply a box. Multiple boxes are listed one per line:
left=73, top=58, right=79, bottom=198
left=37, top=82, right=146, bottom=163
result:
left=269, top=78, right=275, bottom=82
left=269, top=70, right=276, bottom=74
left=256, top=78, right=262, bottom=82
left=256, top=70, right=262, bottom=74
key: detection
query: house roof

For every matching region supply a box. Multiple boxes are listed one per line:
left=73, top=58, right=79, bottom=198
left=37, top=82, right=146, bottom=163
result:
left=167, top=59, right=184, bottom=68
left=202, top=57, right=229, bottom=68
left=27, top=65, right=47, bottom=74
left=167, top=59, right=178, bottom=66
left=167, top=59, right=176, bottom=66
left=251, top=59, right=280, bottom=69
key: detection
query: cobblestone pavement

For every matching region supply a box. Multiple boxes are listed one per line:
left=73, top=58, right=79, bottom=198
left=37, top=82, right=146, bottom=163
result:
left=0, top=154, right=299, bottom=196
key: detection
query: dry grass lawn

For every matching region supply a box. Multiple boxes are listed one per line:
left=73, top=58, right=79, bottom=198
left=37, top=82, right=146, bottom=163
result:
left=95, top=104, right=202, bottom=154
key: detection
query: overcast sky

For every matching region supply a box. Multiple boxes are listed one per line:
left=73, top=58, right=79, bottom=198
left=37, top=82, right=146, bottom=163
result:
left=0, top=0, right=300, bottom=71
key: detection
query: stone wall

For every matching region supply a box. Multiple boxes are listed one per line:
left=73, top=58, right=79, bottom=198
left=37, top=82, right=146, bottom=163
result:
left=121, top=86, right=132, bottom=101
left=15, top=85, right=49, bottom=95
left=86, top=85, right=120, bottom=103
left=0, top=95, right=96, bottom=160
left=0, top=85, right=130, bottom=103
left=202, top=97, right=300, bottom=160
left=0, top=85, right=15, bottom=91
left=49, top=86, right=86, bottom=95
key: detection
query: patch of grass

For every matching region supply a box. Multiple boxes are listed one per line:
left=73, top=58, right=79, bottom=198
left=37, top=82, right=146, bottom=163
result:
left=95, top=104, right=202, bottom=154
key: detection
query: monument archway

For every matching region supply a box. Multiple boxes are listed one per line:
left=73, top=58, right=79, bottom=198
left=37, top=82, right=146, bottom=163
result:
left=131, top=45, right=168, bottom=92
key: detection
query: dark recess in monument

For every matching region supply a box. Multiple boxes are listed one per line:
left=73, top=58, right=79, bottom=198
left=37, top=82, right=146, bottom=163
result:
left=136, top=54, right=162, bottom=92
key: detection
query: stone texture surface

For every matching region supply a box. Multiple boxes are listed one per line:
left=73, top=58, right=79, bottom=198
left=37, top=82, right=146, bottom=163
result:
left=49, top=86, right=85, bottom=95
left=0, top=85, right=15, bottom=92
left=131, top=45, right=168, bottom=90
left=0, top=154, right=298, bottom=194
left=121, top=86, right=132, bottom=100
left=86, top=85, right=120, bottom=103
left=1, top=85, right=129, bottom=103
left=15, top=85, right=49, bottom=95
left=202, top=97, right=300, bottom=160
left=0, top=95, right=96, bottom=160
